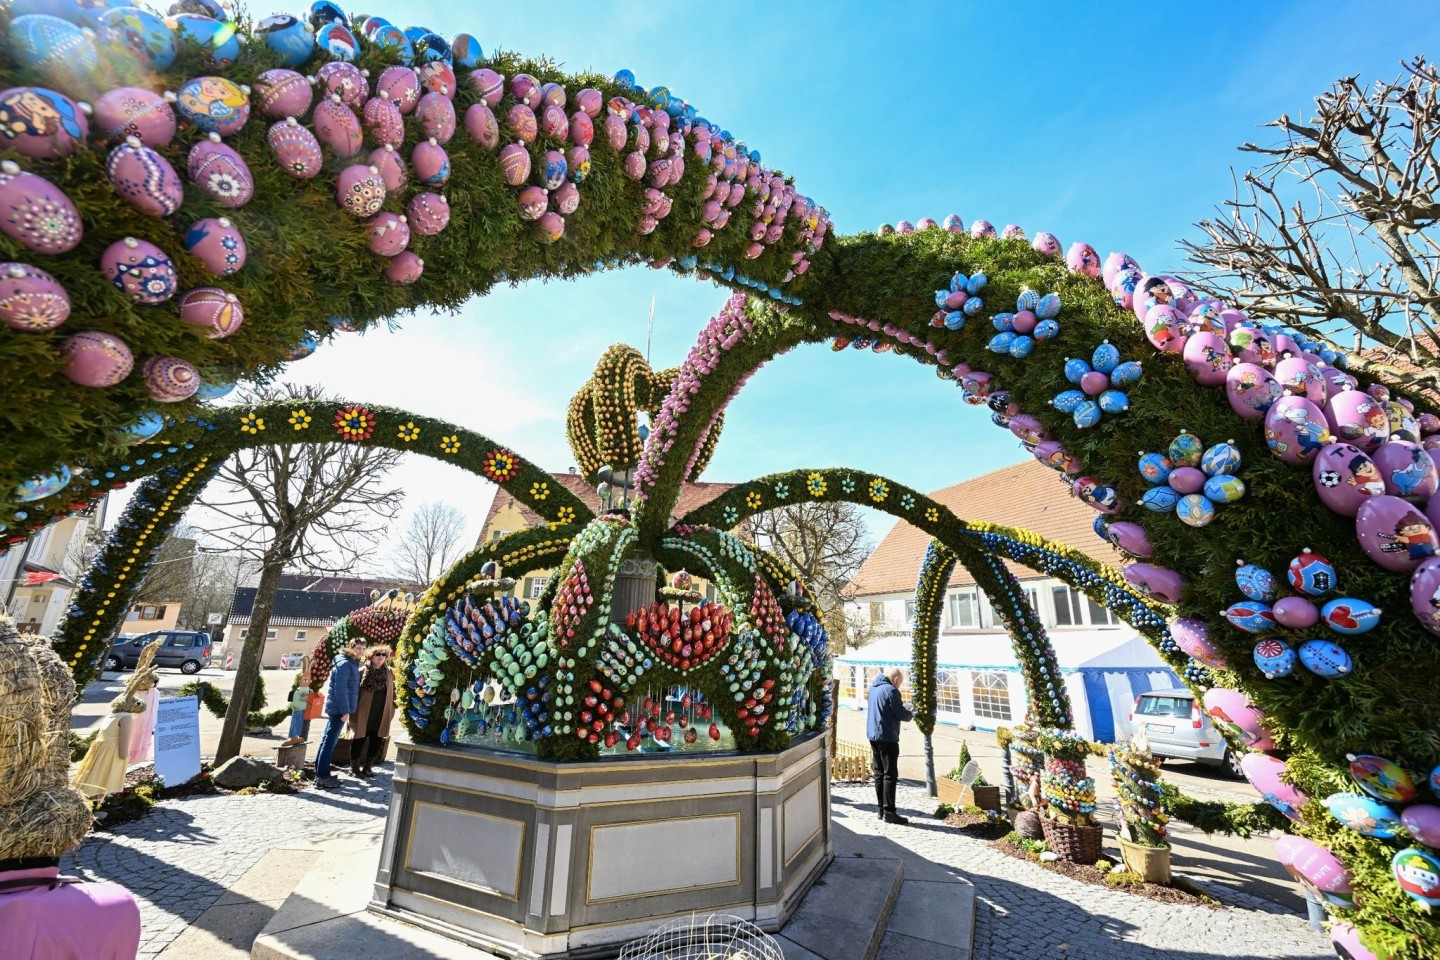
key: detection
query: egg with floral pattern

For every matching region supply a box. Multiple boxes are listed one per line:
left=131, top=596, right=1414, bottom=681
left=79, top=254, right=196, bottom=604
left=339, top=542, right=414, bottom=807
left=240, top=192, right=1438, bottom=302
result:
left=335, top=164, right=387, bottom=217
left=316, top=61, right=367, bottom=108
left=1253, top=639, right=1296, bottom=679
left=0, top=260, right=67, bottom=331
left=267, top=118, right=323, bottom=178
left=313, top=97, right=361, bottom=157
left=187, top=135, right=253, bottom=208
left=60, top=330, right=133, bottom=386
left=406, top=192, right=449, bottom=236
left=93, top=86, right=175, bottom=145
left=182, top=216, right=245, bottom=277
left=254, top=69, right=313, bottom=120
left=377, top=66, right=421, bottom=113
left=178, top=287, right=242, bottom=339
left=100, top=237, right=176, bottom=304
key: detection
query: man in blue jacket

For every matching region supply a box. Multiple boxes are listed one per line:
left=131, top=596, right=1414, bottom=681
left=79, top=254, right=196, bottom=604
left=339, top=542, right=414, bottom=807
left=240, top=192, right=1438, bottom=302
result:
left=867, top=668, right=913, bottom=824
left=316, top=638, right=365, bottom=788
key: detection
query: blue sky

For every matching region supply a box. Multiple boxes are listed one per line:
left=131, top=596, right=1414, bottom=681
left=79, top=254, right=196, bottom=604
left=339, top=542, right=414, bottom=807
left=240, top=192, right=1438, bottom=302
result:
left=168, top=1, right=1440, bottom=558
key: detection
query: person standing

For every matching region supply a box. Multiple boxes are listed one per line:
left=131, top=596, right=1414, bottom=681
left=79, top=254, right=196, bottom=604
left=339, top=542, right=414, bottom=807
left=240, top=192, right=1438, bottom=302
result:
left=280, top=652, right=313, bottom=748
left=349, top=646, right=395, bottom=778
left=867, top=668, right=913, bottom=825
left=315, top=639, right=363, bottom=788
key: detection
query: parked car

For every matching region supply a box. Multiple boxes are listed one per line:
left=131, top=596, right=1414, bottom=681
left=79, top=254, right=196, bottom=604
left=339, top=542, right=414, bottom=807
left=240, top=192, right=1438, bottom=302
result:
left=1128, top=688, right=1243, bottom=777
left=104, top=631, right=213, bottom=675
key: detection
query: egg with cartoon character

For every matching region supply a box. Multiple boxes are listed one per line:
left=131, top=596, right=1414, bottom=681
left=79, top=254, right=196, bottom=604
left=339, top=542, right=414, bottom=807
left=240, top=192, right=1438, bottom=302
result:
left=1312, top=443, right=1384, bottom=517
left=1065, top=242, right=1099, bottom=277
left=1123, top=564, right=1185, bottom=603
left=1387, top=399, right=1421, bottom=443
left=1372, top=440, right=1439, bottom=501
left=1242, top=754, right=1309, bottom=821
left=1202, top=688, right=1274, bottom=750
left=1142, top=304, right=1185, bottom=353
left=1104, top=521, right=1153, bottom=558
left=1357, top=495, right=1439, bottom=571
left=1182, top=332, right=1232, bottom=386
left=1225, top=363, right=1283, bottom=420
left=1071, top=476, right=1121, bottom=514
left=1171, top=617, right=1225, bottom=668
left=1264, top=396, right=1331, bottom=465
left=1394, top=848, right=1440, bottom=907
left=1401, top=805, right=1440, bottom=848
left=0, top=86, right=88, bottom=159
left=1326, top=389, right=1389, bottom=452
left=100, top=7, right=176, bottom=69
left=175, top=76, right=249, bottom=136
left=1349, top=754, right=1419, bottom=804
left=1408, top=558, right=1440, bottom=637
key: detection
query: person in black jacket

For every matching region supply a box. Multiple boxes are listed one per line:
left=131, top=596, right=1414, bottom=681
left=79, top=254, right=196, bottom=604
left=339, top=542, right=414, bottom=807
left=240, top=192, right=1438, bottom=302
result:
left=866, top=668, right=913, bottom=824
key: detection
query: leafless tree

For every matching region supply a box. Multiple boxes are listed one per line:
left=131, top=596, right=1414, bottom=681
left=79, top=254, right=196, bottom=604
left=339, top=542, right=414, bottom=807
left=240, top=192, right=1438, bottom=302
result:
left=749, top=501, right=872, bottom=652
left=1183, top=56, right=1440, bottom=390
left=200, top=384, right=403, bottom=764
left=391, top=500, right=467, bottom=585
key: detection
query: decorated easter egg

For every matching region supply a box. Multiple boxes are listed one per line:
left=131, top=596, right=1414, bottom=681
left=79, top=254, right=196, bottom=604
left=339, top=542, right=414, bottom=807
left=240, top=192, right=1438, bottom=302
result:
left=1327, top=389, right=1389, bottom=452
left=316, top=61, right=367, bottom=108
left=194, top=378, right=234, bottom=400
left=574, top=87, right=602, bottom=118
left=411, top=138, right=450, bottom=186
left=1325, top=792, right=1403, bottom=838
left=1409, top=557, right=1440, bottom=637
left=368, top=211, right=409, bottom=256
left=416, top=92, right=456, bottom=143
left=1183, top=302, right=1227, bottom=337
left=1167, top=431, right=1204, bottom=467
left=1272, top=596, right=1319, bottom=629
left=1033, top=318, right=1060, bottom=341
left=1253, top=639, right=1295, bottom=679
left=569, top=110, right=594, bottom=147
left=1090, top=343, right=1120, bottom=377
left=1104, top=521, right=1153, bottom=558
left=1138, top=452, right=1173, bottom=485
left=140, top=355, right=198, bottom=402
left=1071, top=476, right=1121, bottom=514
left=315, top=21, right=358, bottom=60
left=1110, top=266, right=1141, bottom=310
left=1320, top=597, right=1380, bottom=635
left=1140, top=485, right=1180, bottom=512
left=540, top=149, right=568, bottom=190
left=1286, top=549, right=1337, bottom=596
left=552, top=182, right=579, bottom=215
left=406, top=192, right=449, bottom=236
left=1275, top=835, right=1352, bottom=904
left=1123, top=564, right=1185, bottom=604
left=0, top=86, right=87, bottom=159
left=254, top=69, right=313, bottom=120
left=175, top=76, right=249, bottom=136
left=1235, top=562, right=1277, bottom=602
left=1097, top=390, right=1129, bottom=414
left=100, top=7, right=175, bottom=68
left=1357, top=495, right=1439, bottom=571
left=1298, top=638, right=1352, bottom=678
left=178, top=287, right=242, bottom=339
left=1394, top=848, right=1440, bottom=907
left=603, top=113, right=627, bottom=150
left=1373, top=440, right=1439, bottom=501
left=1241, top=753, right=1308, bottom=820
left=13, top=465, right=70, bottom=502
left=105, top=137, right=182, bottom=217
left=370, top=25, right=413, bottom=63
left=307, top=1, right=348, bottom=29
left=171, top=14, right=237, bottom=66
left=1200, top=441, right=1241, bottom=477
left=418, top=60, right=457, bottom=100
left=516, top=185, right=547, bottom=220
left=335, top=164, right=386, bottom=217
left=536, top=211, right=565, bottom=242
left=378, top=66, right=421, bottom=113
left=313, top=97, right=362, bottom=157
left=1181, top=331, right=1232, bottom=386
left=1032, top=231, right=1060, bottom=255
left=92, top=86, right=175, bottom=146
left=256, top=13, right=310, bottom=67
left=1109, top=361, right=1143, bottom=387
left=1225, top=363, right=1283, bottom=419
left=100, top=237, right=176, bottom=304
left=969, top=219, right=995, bottom=238
left=368, top=144, right=406, bottom=192
left=1143, top=304, right=1185, bottom=353
left=540, top=104, right=567, bottom=140
left=1202, top=687, right=1274, bottom=750
left=60, top=330, right=132, bottom=387
left=1171, top=617, right=1225, bottom=668
left=1052, top=389, right=1087, bottom=414
left=1203, top=475, right=1245, bottom=503
left=1072, top=401, right=1102, bottom=428
left=1387, top=400, right=1420, bottom=443
left=384, top=250, right=423, bottom=285
left=506, top=102, right=537, bottom=143
left=1224, top=601, right=1276, bottom=633
left=451, top=33, right=482, bottom=69
left=1176, top=493, right=1215, bottom=526
left=187, top=135, right=253, bottom=208
left=182, top=216, right=245, bottom=276
left=988, top=332, right=1016, bottom=354
left=267, top=118, right=323, bottom=178
left=1401, top=804, right=1440, bottom=848
left=0, top=262, right=68, bottom=331
left=362, top=96, right=404, bottom=147
left=1349, top=754, right=1418, bottom=803
left=499, top=142, right=531, bottom=185
left=464, top=103, right=500, bottom=150
left=1033, top=440, right=1082, bottom=475
left=1274, top=355, right=1326, bottom=404
left=1066, top=242, right=1100, bottom=276
left=1328, top=923, right=1382, bottom=960
left=412, top=32, right=450, bottom=64
left=1264, top=395, right=1330, bottom=465
left=0, top=164, right=82, bottom=254
left=9, top=14, right=99, bottom=80
left=1312, top=443, right=1383, bottom=516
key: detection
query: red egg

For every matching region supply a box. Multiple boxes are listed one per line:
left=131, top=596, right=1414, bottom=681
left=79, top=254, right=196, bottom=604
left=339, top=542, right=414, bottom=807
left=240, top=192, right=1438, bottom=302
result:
left=178, top=287, right=243, bottom=338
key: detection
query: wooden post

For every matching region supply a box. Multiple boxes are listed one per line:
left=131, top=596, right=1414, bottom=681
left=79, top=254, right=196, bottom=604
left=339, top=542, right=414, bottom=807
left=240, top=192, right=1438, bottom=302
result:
left=924, top=734, right=937, bottom=797
left=274, top=742, right=306, bottom=770
left=827, top=678, right=839, bottom=779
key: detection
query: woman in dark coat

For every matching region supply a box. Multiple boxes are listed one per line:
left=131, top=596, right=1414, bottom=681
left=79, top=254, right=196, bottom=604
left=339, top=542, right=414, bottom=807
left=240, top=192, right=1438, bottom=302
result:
left=349, top=645, right=396, bottom=777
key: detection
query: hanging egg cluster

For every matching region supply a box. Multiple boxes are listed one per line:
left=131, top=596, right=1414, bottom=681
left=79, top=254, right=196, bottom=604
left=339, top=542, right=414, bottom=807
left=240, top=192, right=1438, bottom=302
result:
left=626, top=598, right=732, bottom=672
left=719, top=628, right=771, bottom=738
left=931, top=270, right=986, bottom=332
left=987, top=288, right=1061, bottom=359
left=576, top=676, right=621, bottom=747
left=1136, top=431, right=1244, bottom=528
left=444, top=593, right=529, bottom=666
left=1052, top=341, right=1141, bottom=428
left=778, top=609, right=831, bottom=734
left=550, top=559, right=594, bottom=649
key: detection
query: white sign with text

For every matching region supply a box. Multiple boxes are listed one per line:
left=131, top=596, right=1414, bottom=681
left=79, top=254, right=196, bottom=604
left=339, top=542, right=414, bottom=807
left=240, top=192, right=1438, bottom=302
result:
left=153, top=695, right=201, bottom=786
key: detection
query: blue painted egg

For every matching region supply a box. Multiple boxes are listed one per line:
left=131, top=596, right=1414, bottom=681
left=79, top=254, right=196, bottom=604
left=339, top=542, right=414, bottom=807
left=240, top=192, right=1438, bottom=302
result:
left=1320, top=597, right=1381, bottom=635
left=1034, top=319, right=1060, bottom=341
left=1091, top=341, right=1120, bottom=374
left=1176, top=494, right=1216, bottom=527
left=1138, top=452, right=1173, bottom=485
left=1064, top=357, right=1091, bottom=384
left=118, top=411, right=164, bottom=443
left=14, top=464, right=70, bottom=502
left=1203, top=474, right=1246, bottom=503
left=1324, top=792, right=1403, bottom=838
left=1016, top=289, right=1040, bottom=312
left=1298, top=638, right=1352, bottom=678
left=285, top=336, right=319, bottom=362
left=987, top=332, right=1015, bottom=354
left=992, top=312, right=1015, bottom=332
left=1036, top=292, right=1061, bottom=319
left=1072, top=401, right=1102, bottom=429
left=989, top=413, right=1009, bottom=429
left=1224, top=602, right=1277, bottom=633
left=1201, top=441, right=1242, bottom=476
left=372, top=24, right=413, bottom=63
left=101, top=6, right=177, bottom=69
left=967, top=273, right=987, bottom=295
left=614, top=69, right=636, bottom=88
left=1110, top=361, right=1143, bottom=386
left=452, top=33, right=482, bottom=68
left=1253, top=639, right=1296, bottom=678
left=1287, top=550, right=1337, bottom=597
left=1140, top=486, right=1180, bottom=512
left=1236, top=563, right=1278, bottom=602
left=1092, top=515, right=1111, bottom=542
left=962, top=296, right=984, bottom=316
left=943, top=311, right=965, bottom=331
left=932, top=290, right=948, bottom=308
left=12, top=0, right=124, bottom=26
left=1097, top=390, right=1129, bottom=414
left=316, top=21, right=358, bottom=60
left=1168, top=431, right=1204, bottom=467
left=358, top=14, right=391, bottom=38
left=257, top=14, right=312, bottom=68
left=1052, top=390, right=1087, bottom=414
left=194, top=379, right=234, bottom=400
left=307, top=0, right=348, bottom=29
left=403, top=25, right=436, bottom=44
left=1430, top=765, right=1440, bottom=800
left=414, top=32, right=452, bottom=64
left=1008, top=336, right=1034, bottom=359
left=10, top=14, right=99, bottom=74
left=172, top=14, right=239, bottom=66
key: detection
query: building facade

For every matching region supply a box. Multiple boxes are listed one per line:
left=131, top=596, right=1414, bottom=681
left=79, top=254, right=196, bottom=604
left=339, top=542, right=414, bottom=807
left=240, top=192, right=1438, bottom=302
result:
left=0, top=497, right=108, bottom=636
left=219, top=574, right=414, bottom=669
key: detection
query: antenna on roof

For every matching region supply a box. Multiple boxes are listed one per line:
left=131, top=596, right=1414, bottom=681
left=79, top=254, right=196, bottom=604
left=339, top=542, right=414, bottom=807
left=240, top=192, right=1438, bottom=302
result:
left=646, top=294, right=655, bottom=364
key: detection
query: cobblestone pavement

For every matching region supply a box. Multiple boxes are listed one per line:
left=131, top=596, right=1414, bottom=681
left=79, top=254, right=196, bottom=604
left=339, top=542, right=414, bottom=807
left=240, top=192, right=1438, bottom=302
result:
left=833, top=781, right=1331, bottom=960
left=61, top=773, right=392, bottom=959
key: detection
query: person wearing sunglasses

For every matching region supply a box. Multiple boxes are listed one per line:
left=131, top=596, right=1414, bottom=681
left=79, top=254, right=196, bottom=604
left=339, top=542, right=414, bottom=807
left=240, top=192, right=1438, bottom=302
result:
left=349, top=645, right=396, bottom=779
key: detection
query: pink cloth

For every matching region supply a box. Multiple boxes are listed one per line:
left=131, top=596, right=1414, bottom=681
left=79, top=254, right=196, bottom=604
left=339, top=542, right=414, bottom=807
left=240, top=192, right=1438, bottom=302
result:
left=0, top=866, right=141, bottom=960
left=126, top=686, right=159, bottom=763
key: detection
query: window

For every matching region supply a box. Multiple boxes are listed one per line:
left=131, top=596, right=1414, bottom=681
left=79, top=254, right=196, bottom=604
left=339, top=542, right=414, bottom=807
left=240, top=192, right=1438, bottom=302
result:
left=948, top=590, right=978, bottom=628
left=903, top=599, right=917, bottom=623
left=935, top=670, right=963, bottom=715
left=1086, top=595, right=1120, bottom=626
left=971, top=671, right=1012, bottom=721
left=165, top=634, right=192, bottom=648
left=239, top=629, right=248, bottom=638
left=1135, top=695, right=1192, bottom=719
left=295, top=630, right=307, bottom=641
left=1052, top=584, right=1120, bottom=627
left=137, top=604, right=166, bottom=621
left=266, top=629, right=277, bottom=640
left=868, top=602, right=885, bottom=624
left=526, top=577, right=545, bottom=599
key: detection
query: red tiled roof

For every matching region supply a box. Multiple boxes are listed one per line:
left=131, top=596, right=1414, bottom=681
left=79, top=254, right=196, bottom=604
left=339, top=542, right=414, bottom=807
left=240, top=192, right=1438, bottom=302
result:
left=848, top=459, right=1126, bottom=596
left=477, top=471, right=736, bottom=542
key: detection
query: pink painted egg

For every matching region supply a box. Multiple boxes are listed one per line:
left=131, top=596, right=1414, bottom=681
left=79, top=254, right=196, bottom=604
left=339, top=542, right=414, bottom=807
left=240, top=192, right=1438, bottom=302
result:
left=1225, top=362, right=1283, bottom=420
left=1201, top=687, right=1274, bottom=751
left=313, top=97, right=361, bottom=157
left=377, top=66, right=420, bottom=114
left=574, top=88, right=602, bottom=118
left=60, top=330, right=133, bottom=387
left=1133, top=274, right=1169, bottom=320
left=1273, top=596, right=1320, bottom=629
left=1241, top=754, right=1308, bottom=820
left=506, top=103, right=537, bottom=143
left=1401, top=804, right=1440, bottom=848
left=1168, top=466, right=1206, bottom=494
left=368, top=144, right=406, bottom=192
left=362, top=97, right=404, bottom=147
left=1329, top=923, right=1382, bottom=960
left=411, top=138, right=449, bottom=187
left=1264, top=395, right=1330, bottom=465
left=406, top=192, right=449, bottom=236
left=1031, top=231, right=1060, bottom=255
left=1275, top=835, right=1351, bottom=903
left=1274, top=355, right=1326, bottom=404
left=177, top=287, right=242, bottom=338
left=0, top=87, right=88, bottom=158
left=1102, top=251, right=1139, bottom=288
left=93, top=86, right=175, bottom=144
left=1409, top=557, right=1440, bottom=637
left=541, top=104, right=568, bottom=140
left=335, top=164, right=386, bottom=217
left=1182, top=331, right=1233, bottom=386
left=140, top=355, right=199, bottom=402
left=1358, top=494, right=1439, bottom=571
left=1327, top=388, right=1391, bottom=452
left=1420, top=412, right=1440, bottom=435
left=1313, top=443, right=1384, bottom=516
left=691, top=226, right=710, bottom=246
left=631, top=122, right=651, bottom=154
left=1170, top=617, right=1225, bottom=669
left=567, top=145, right=591, bottom=183
left=418, top=61, right=456, bottom=99
left=623, top=151, right=646, bottom=180
left=1122, top=563, right=1186, bottom=604
left=187, top=134, right=253, bottom=207
left=536, top=211, right=565, bottom=243
left=316, top=61, right=368, bottom=108
left=367, top=211, right=409, bottom=256
left=1143, top=304, right=1185, bottom=353
left=1318, top=366, right=1356, bottom=395
left=0, top=164, right=82, bottom=254
left=1373, top=440, right=1439, bottom=501
left=569, top=111, right=593, bottom=147
left=604, top=113, right=627, bottom=151
left=552, top=181, right=579, bottom=215
left=267, top=118, right=323, bottom=178
left=1102, top=520, right=1152, bottom=557
left=509, top=73, right=541, bottom=107
left=383, top=250, right=423, bottom=285
left=517, top=185, right=547, bottom=220
left=415, top=92, right=456, bottom=144
left=464, top=103, right=499, bottom=149
left=253, top=69, right=313, bottom=120
left=0, top=261, right=68, bottom=331
left=181, top=216, right=245, bottom=276
left=468, top=69, right=505, bottom=108
left=540, top=82, right=566, bottom=109
left=499, top=142, right=530, bottom=185
left=1065, top=241, right=1100, bottom=277
left=637, top=216, right=658, bottom=236
left=105, top=137, right=182, bottom=217
left=100, top=236, right=176, bottom=304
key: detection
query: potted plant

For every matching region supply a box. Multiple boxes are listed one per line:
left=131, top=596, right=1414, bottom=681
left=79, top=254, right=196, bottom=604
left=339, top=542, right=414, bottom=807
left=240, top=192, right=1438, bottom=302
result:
left=937, top=740, right=1001, bottom=810
left=1034, top=728, right=1105, bottom=864
left=1109, top=737, right=1172, bottom=884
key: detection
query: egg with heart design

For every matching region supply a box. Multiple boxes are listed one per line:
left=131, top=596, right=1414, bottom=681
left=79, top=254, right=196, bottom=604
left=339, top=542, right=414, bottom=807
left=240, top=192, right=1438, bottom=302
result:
left=1319, top=597, right=1380, bottom=635
left=1224, top=601, right=1276, bottom=633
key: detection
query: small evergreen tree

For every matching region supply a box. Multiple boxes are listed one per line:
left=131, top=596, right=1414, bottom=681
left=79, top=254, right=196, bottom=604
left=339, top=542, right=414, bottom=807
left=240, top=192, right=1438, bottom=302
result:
left=948, top=738, right=988, bottom=786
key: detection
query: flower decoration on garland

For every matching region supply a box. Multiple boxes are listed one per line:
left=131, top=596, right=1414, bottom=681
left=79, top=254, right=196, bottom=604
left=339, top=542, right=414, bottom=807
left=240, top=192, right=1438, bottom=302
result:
left=334, top=407, right=375, bottom=442
left=288, top=409, right=311, bottom=431
left=722, top=505, right=739, bottom=525
left=806, top=472, right=827, bottom=497
left=774, top=481, right=789, bottom=499
left=841, top=475, right=856, bottom=494
left=440, top=435, right=461, bottom=455
left=397, top=422, right=420, bottom=442
left=930, top=269, right=986, bottom=331
left=1051, top=342, right=1142, bottom=428
left=482, top=448, right=518, bottom=482
left=868, top=478, right=889, bottom=502
left=925, top=507, right=939, bottom=524
left=530, top=481, right=550, bottom=500
left=745, top=490, right=763, bottom=510
left=1136, top=431, right=1245, bottom=528
left=987, top=288, right=1061, bottom=359
left=554, top=506, right=577, bottom=526
left=899, top=492, right=915, bottom=510
left=239, top=412, right=264, bottom=434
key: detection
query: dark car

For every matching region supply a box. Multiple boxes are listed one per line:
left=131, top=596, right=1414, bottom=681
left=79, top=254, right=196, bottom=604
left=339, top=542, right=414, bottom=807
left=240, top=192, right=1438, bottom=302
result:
left=104, top=631, right=213, bottom=675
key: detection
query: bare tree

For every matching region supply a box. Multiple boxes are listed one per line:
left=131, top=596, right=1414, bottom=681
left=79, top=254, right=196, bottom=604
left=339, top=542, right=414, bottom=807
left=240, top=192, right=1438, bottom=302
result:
left=1183, top=56, right=1440, bottom=389
left=200, top=384, right=404, bottom=764
left=391, top=500, right=467, bottom=585
left=749, top=501, right=872, bottom=650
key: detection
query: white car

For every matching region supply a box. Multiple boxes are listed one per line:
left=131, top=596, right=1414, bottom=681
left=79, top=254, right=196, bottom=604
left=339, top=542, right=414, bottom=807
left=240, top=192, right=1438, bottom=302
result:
left=1129, top=688, right=1243, bottom=777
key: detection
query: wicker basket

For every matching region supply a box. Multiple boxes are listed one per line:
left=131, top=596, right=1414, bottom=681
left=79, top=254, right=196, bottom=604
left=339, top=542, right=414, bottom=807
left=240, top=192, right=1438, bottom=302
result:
left=1041, top=817, right=1103, bottom=863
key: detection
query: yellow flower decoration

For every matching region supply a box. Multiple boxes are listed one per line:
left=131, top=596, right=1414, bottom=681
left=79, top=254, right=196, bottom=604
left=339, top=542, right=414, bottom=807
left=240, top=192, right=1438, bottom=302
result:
left=531, top=481, right=550, bottom=500
left=240, top=412, right=264, bottom=434
left=868, top=478, right=889, bottom=503
left=549, top=505, right=577, bottom=530
left=397, top=422, right=420, bottom=442
left=924, top=507, right=939, bottom=523
left=440, top=434, right=461, bottom=455
left=288, top=408, right=311, bottom=430
left=745, top=491, right=762, bottom=509
left=806, top=472, right=827, bottom=497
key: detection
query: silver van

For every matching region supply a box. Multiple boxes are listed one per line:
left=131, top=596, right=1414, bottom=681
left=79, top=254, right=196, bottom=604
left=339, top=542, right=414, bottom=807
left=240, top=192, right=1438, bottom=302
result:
left=1129, top=688, right=1242, bottom=777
